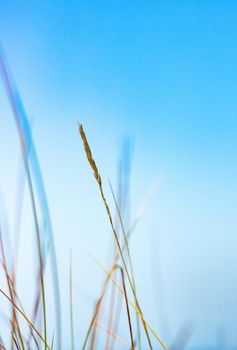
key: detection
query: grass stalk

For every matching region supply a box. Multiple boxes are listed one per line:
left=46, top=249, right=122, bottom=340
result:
left=90, top=253, right=168, bottom=350
left=79, top=123, right=154, bottom=349
left=0, top=289, right=51, bottom=350
left=70, top=252, right=75, bottom=350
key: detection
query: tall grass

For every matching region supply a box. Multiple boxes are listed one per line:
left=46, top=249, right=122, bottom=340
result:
left=0, top=49, right=169, bottom=349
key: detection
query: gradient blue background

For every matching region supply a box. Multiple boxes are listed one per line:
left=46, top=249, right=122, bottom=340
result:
left=0, top=1, right=237, bottom=349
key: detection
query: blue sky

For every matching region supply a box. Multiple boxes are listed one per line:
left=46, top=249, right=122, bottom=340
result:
left=0, top=1, right=237, bottom=349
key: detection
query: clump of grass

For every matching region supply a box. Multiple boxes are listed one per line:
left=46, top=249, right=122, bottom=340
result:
left=0, top=47, right=170, bottom=350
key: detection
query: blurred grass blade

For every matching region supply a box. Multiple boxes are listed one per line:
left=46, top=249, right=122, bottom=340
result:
left=0, top=47, right=62, bottom=350
left=70, top=252, right=75, bottom=350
